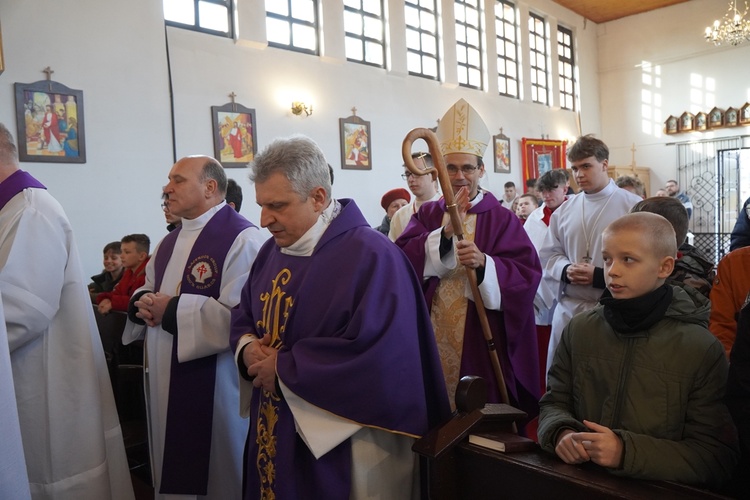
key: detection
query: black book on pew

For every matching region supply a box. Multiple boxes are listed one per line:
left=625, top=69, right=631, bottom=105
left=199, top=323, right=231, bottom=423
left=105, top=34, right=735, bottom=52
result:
left=468, top=431, right=537, bottom=453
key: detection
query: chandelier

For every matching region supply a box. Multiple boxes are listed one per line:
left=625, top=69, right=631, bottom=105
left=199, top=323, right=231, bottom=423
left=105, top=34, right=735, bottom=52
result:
left=705, top=0, right=750, bottom=46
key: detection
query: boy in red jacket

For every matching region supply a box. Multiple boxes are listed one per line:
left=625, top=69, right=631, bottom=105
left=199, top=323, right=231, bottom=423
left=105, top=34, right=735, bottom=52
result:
left=97, top=234, right=150, bottom=314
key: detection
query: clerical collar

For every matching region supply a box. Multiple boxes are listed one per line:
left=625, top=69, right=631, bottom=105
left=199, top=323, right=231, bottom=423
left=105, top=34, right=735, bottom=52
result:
left=181, top=202, right=226, bottom=231
left=282, top=199, right=341, bottom=257
left=468, top=190, right=484, bottom=208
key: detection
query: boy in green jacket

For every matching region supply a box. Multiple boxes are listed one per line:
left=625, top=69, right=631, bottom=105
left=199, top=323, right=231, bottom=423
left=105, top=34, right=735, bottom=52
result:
left=538, top=212, right=739, bottom=488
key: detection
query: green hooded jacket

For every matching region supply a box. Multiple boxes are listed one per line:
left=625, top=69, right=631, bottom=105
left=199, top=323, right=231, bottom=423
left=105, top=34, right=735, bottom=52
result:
left=538, top=285, right=739, bottom=488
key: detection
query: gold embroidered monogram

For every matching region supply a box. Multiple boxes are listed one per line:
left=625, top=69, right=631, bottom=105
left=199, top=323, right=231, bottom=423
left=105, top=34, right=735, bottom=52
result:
left=255, top=268, right=294, bottom=498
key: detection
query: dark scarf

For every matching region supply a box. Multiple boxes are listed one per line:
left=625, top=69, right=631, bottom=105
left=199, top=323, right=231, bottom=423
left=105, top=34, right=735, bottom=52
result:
left=599, top=284, right=673, bottom=334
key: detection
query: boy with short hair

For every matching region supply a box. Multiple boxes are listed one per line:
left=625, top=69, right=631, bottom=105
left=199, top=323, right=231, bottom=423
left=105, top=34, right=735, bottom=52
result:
left=96, top=234, right=150, bottom=315
left=501, top=181, right=517, bottom=210
left=631, top=196, right=714, bottom=298
left=538, top=212, right=739, bottom=488
left=88, top=241, right=123, bottom=302
left=515, top=193, right=538, bottom=223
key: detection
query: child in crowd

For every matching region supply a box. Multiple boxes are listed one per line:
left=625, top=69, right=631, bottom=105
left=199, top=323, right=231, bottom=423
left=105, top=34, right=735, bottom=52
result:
left=538, top=212, right=739, bottom=488
left=88, top=241, right=123, bottom=303
left=630, top=196, right=714, bottom=298
left=515, top=193, right=538, bottom=223
left=96, top=234, right=150, bottom=315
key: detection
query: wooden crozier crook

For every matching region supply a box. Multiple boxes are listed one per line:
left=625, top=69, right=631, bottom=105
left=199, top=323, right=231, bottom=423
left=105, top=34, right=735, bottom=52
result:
left=402, top=128, right=511, bottom=407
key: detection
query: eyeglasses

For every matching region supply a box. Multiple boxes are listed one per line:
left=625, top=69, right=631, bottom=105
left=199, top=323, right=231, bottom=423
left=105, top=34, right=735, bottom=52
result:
left=401, top=172, right=416, bottom=180
left=446, top=165, right=479, bottom=176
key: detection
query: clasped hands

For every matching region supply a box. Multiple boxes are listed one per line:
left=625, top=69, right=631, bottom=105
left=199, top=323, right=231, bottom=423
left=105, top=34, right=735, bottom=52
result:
left=443, top=186, right=485, bottom=269
left=242, top=335, right=279, bottom=395
left=566, top=262, right=595, bottom=286
left=555, top=420, right=624, bottom=468
left=134, top=292, right=172, bottom=327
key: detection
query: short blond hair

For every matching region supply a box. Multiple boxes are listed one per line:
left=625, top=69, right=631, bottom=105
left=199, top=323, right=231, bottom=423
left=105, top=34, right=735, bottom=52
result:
left=603, top=212, right=677, bottom=259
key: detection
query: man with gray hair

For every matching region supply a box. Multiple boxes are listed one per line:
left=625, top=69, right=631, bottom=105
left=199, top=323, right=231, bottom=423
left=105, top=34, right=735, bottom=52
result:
left=125, top=155, right=266, bottom=498
left=230, top=135, right=449, bottom=499
left=0, top=123, right=132, bottom=498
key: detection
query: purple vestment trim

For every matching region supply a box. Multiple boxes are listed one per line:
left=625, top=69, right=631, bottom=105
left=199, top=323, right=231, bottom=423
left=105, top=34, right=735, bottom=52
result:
left=0, top=170, right=46, bottom=210
left=154, top=205, right=253, bottom=495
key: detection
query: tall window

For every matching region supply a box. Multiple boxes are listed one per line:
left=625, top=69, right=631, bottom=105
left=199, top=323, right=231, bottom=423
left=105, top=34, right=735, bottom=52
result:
left=344, top=0, right=386, bottom=68
left=558, top=25, right=575, bottom=110
left=163, top=0, right=233, bottom=37
left=405, top=0, right=439, bottom=80
left=265, top=0, right=319, bottom=54
left=495, top=0, right=519, bottom=98
left=528, top=12, right=548, bottom=105
left=455, top=0, right=483, bottom=89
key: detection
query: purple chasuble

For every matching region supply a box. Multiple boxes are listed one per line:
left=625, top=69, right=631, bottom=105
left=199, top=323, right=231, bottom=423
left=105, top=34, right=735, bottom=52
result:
left=396, top=191, right=542, bottom=419
left=153, top=205, right=253, bottom=495
left=230, top=199, right=450, bottom=500
left=0, top=170, right=46, bottom=209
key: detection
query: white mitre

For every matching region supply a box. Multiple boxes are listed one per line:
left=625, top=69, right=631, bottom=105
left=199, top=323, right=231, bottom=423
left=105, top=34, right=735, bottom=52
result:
left=435, top=98, right=490, bottom=157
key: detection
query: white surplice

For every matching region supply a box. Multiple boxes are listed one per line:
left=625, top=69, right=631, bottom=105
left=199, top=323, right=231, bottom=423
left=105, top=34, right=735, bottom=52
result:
left=540, top=180, right=642, bottom=373
left=388, top=192, right=441, bottom=242
left=123, top=202, right=266, bottom=500
left=1, top=187, right=133, bottom=499
left=524, top=204, right=560, bottom=326
left=0, top=296, right=31, bottom=500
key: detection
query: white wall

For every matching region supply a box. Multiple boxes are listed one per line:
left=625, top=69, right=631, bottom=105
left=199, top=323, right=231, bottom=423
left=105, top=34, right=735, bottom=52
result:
left=596, top=0, right=750, bottom=195
left=0, top=0, right=606, bottom=278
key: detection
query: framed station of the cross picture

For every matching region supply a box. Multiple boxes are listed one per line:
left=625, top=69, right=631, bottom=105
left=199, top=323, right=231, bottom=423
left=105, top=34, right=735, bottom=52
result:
left=14, top=79, right=86, bottom=163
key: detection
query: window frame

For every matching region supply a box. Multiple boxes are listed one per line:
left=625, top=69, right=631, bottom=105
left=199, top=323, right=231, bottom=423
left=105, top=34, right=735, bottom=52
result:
left=164, top=0, right=234, bottom=38
left=557, top=24, right=575, bottom=111
left=528, top=11, right=549, bottom=105
left=405, top=0, right=440, bottom=80
left=495, top=0, right=519, bottom=99
left=455, top=0, right=484, bottom=90
left=344, top=0, right=387, bottom=68
left=265, top=0, right=320, bottom=56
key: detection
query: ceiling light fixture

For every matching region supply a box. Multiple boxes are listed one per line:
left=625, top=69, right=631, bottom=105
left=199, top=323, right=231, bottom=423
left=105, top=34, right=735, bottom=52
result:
left=705, top=0, right=750, bottom=46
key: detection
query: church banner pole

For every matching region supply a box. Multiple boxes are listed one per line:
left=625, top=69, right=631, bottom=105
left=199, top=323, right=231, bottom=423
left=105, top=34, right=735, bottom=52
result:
left=402, top=127, right=511, bottom=407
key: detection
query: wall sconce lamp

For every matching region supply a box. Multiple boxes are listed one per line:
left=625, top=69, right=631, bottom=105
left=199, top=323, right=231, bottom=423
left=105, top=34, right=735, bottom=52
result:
left=291, top=101, right=313, bottom=117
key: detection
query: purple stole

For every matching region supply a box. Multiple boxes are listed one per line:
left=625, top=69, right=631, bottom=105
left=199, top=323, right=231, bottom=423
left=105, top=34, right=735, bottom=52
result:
left=0, top=170, right=46, bottom=209
left=153, top=205, right=253, bottom=495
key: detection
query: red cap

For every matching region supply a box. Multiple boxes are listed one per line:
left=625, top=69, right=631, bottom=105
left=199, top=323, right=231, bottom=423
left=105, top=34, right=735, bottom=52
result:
left=381, top=188, right=411, bottom=211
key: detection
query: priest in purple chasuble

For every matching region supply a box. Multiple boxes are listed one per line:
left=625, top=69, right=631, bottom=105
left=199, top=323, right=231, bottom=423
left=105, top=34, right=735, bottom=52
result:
left=124, top=156, right=266, bottom=499
left=230, top=136, right=451, bottom=500
left=0, top=124, right=133, bottom=499
left=396, top=99, right=542, bottom=421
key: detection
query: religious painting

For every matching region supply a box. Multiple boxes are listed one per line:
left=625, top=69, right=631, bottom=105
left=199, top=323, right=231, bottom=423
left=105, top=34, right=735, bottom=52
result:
left=695, top=112, right=707, bottom=131
left=339, top=113, right=371, bottom=170
left=521, top=138, right=567, bottom=189
left=493, top=132, right=511, bottom=173
left=726, top=107, right=739, bottom=127
left=665, top=116, right=678, bottom=135
left=14, top=80, right=86, bottom=163
left=211, top=102, right=257, bottom=168
left=741, top=103, right=750, bottom=125
left=708, top=107, right=724, bottom=129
